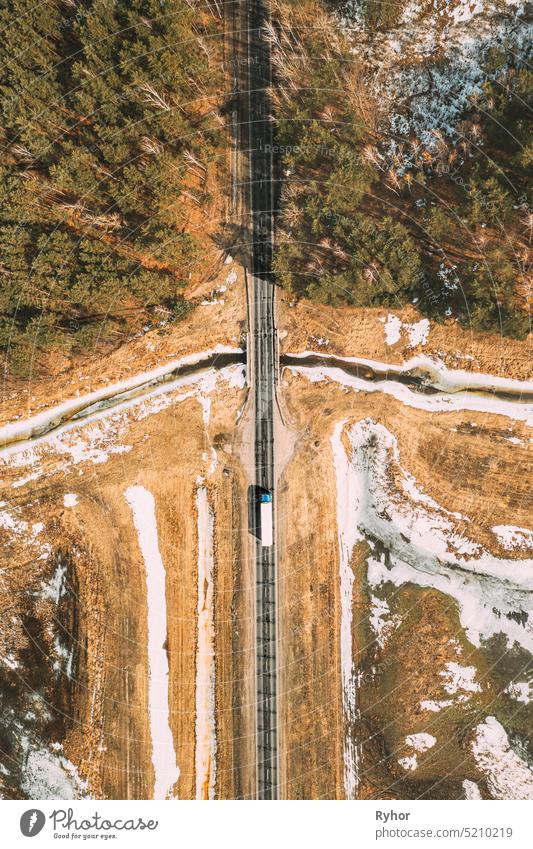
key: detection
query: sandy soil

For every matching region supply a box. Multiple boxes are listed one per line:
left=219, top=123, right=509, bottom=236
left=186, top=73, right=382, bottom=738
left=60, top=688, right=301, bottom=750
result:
left=279, top=294, right=532, bottom=380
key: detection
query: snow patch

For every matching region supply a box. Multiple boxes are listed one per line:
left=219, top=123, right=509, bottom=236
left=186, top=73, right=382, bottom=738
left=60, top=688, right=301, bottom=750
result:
left=195, top=486, right=217, bottom=800
left=383, top=314, right=402, bottom=345
left=383, top=315, right=430, bottom=348
left=369, top=595, right=401, bottom=648
left=125, top=485, right=179, bottom=800
left=472, top=716, right=533, bottom=800
left=405, top=318, right=430, bottom=349
left=441, top=662, right=481, bottom=695
left=406, top=732, right=437, bottom=752
left=505, top=682, right=531, bottom=704
left=21, top=746, right=88, bottom=800
left=331, top=420, right=363, bottom=799
left=463, top=778, right=482, bottom=799
left=399, top=731, right=437, bottom=771
left=399, top=754, right=418, bottom=771
left=63, top=493, right=78, bottom=508
left=1, top=653, right=19, bottom=671
left=42, top=562, right=67, bottom=605
left=420, top=699, right=454, bottom=712
left=492, top=526, right=533, bottom=553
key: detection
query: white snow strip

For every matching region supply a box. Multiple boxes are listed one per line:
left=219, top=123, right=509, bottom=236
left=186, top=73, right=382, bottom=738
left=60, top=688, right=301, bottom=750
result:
left=369, top=595, right=400, bottom=648
left=195, top=486, right=217, bottom=800
left=287, top=365, right=533, bottom=425
left=472, top=716, right=533, bottom=800
left=11, top=470, right=40, bottom=488
left=493, top=526, right=533, bottom=553
left=63, top=493, right=78, bottom=508
left=42, top=562, right=67, bottom=604
left=2, top=365, right=246, bottom=483
left=285, top=350, right=533, bottom=395
left=125, top=486, right=179, bottom=800
left=331, top=421, right=364, bottom=799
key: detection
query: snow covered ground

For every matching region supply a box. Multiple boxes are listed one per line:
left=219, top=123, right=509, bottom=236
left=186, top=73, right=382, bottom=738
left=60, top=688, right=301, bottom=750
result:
left=332, top=415, right=533, bottom=795
left=332, top=418, right=533, bottom=654
left=331, top=420, right=363, bottom=799
left=125, top=486, right=179, bottom=800
left=472, top=716, right=533, bottom=799
left=505, top=681, right=531, bottom=704
left=339, top=0, right=532, bottom=151
left=195, top=486, right=217, bottom=800
left=21, top=746, right=88, bottom=800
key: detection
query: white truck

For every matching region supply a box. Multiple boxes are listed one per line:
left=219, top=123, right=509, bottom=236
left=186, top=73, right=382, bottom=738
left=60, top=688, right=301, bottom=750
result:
left=258, top=490, right=273, bottom=547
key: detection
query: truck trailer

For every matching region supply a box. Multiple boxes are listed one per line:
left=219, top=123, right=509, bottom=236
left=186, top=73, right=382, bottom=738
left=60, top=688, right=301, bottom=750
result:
left=258, top=490, right=273, bottom=547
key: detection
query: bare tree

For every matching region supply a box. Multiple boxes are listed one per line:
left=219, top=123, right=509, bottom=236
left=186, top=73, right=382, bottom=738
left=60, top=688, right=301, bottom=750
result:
left=140, top=136, right=164, bottom=156
left=138, top=82, right=171, bottom=112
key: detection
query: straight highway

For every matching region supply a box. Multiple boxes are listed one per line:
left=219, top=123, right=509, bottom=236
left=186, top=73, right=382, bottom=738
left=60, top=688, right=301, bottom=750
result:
left=231, top=0, right=279, bottom=799
left=248, top=0, right=278, bottom=801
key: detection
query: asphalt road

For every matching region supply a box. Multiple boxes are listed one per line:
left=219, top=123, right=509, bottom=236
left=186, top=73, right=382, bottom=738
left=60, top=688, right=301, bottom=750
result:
left=243, top=0, right=279, bottom=800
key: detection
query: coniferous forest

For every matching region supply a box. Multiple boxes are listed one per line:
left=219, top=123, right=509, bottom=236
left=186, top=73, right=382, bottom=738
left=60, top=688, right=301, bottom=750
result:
left=0, top=0, right=223, bottom=375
